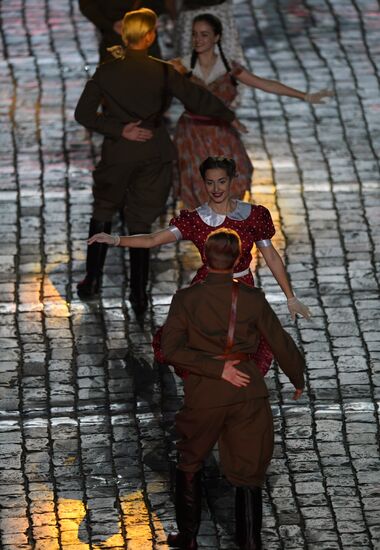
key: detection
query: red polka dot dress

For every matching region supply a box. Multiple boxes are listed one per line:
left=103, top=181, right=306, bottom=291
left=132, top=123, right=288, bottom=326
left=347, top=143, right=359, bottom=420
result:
left=167, top=201, right=276, bottom=376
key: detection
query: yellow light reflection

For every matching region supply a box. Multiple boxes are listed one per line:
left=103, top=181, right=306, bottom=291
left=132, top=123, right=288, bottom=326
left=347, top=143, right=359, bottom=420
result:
left=43, top=256, right=70, bottom=313
left=56, top=490, right=160, bottom=549
left=19, top=255, right=70, bottom=316
left=250, top=160, right=284, bottom=273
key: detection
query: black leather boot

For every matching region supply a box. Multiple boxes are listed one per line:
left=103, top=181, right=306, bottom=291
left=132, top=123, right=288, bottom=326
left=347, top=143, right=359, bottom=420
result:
left=167, top=469, right=202, bottom=549
left=129, top=245, right=150, bottom=315
left=77, top=218, right=112, bottom=299
left=235, top=486, right=262, bottom=550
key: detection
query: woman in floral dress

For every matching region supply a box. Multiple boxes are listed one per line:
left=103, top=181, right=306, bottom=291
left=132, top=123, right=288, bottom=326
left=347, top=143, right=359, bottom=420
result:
left=174, top=0, right=244, bottom=62
left=171, top=13, right=332, bottom=209
left=89, top=156, right=310, bottom=376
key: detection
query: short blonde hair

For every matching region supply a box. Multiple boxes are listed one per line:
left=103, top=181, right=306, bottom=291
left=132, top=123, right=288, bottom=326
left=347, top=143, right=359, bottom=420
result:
left=122, top=8, right=157, bottom=46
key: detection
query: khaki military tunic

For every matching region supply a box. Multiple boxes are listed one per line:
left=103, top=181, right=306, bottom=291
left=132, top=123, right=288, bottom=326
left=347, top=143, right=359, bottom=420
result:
left=75, top=50, right=235, bottom=232
left=161, top=273, right=305, bottom=486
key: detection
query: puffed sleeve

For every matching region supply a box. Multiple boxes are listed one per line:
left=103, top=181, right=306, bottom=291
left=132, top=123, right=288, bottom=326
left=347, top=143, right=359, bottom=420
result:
left=252, top=205, right=276, bottom=247
left=168, top=209, right=194, bottom=241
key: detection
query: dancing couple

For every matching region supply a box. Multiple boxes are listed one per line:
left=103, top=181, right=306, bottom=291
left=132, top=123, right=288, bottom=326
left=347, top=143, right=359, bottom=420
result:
left=75, top=7, right=331, bottom=310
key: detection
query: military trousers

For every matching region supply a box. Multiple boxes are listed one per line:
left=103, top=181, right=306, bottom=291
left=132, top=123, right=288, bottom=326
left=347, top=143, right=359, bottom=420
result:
left=175, top=398, right=274, bottom=487
left=92, top=157, right=172, bottom=233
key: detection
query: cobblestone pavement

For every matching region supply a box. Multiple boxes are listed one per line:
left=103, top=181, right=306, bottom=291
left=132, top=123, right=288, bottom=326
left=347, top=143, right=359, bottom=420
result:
left=0, top=0, right=379, bottom=548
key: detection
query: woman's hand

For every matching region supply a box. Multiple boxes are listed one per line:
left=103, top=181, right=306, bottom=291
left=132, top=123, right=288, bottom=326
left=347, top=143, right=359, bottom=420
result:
left=305, top=89, right=334, bottom=104
left=231, top=118, right=248, bottom=134
left=88, top=233, right=119, bottom=246
left=122, top=121, right=153, bottom=142
left=169, top=58, right=188, bottom=75
left=287, top=296, right=311, bottom=321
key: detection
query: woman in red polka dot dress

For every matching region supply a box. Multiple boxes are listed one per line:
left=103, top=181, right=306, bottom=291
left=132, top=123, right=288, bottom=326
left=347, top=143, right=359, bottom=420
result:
left=89, top=157, right=310, bottom=375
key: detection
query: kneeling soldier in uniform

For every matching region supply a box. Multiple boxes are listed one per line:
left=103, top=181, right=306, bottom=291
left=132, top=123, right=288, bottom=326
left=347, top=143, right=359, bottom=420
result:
left=161, top=228, right=305, bottom=549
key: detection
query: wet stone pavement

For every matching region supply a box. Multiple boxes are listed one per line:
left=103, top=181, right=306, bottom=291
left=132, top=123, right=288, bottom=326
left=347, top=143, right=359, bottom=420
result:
left=0, top=0, right=379, bottom=548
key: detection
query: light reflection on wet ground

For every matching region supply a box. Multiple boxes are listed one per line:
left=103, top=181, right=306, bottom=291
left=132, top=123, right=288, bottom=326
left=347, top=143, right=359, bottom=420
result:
left=0, top=0, right=380, bottom=548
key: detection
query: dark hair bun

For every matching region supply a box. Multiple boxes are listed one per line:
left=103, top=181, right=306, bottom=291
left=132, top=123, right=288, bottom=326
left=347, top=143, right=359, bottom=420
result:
left=199, top=156, right=237, bottom=179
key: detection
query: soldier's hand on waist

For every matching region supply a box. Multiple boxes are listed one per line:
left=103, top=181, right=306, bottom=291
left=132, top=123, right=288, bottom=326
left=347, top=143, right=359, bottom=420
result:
left=222, top=360, right=251, bottom=388
left=122, top=121, right=153, bottom=142
left=292, top=389, right=303, bottom=401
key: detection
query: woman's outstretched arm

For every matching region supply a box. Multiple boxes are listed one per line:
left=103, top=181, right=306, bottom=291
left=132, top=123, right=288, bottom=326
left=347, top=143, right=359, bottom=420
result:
left=259, top=244, right=311, bottom=320
left=235, top=66, right=333, bottom=103
left=88, top=228, right=177, bottom=248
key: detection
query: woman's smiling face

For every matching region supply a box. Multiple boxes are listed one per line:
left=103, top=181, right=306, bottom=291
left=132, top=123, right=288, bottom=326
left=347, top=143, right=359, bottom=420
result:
left=204, top=168, right=231, bottom=204
left=192, top=20, right=219, bottom=54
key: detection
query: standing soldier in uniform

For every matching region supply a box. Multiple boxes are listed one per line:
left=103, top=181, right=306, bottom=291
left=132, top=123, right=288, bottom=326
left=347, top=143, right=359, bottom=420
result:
left=161, top=229, right=305, bottom=549
left=74, top=8, right=239, bottom=312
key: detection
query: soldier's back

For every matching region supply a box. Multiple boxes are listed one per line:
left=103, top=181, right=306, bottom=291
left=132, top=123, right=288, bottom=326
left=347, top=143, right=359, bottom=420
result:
left=96, top=52, right=169, bottom=122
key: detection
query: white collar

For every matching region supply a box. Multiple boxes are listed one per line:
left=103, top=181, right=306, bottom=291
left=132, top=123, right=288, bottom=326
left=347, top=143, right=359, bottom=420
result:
left=181, top=53, right=226, bottom=85
left=196, top=201, right=251, bottom=227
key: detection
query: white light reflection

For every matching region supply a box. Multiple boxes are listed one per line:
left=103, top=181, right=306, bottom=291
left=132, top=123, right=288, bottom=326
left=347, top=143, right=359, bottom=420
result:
left=270, top=401, right=379, bottom=418
left=0, top=402, right=377, bottom=428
